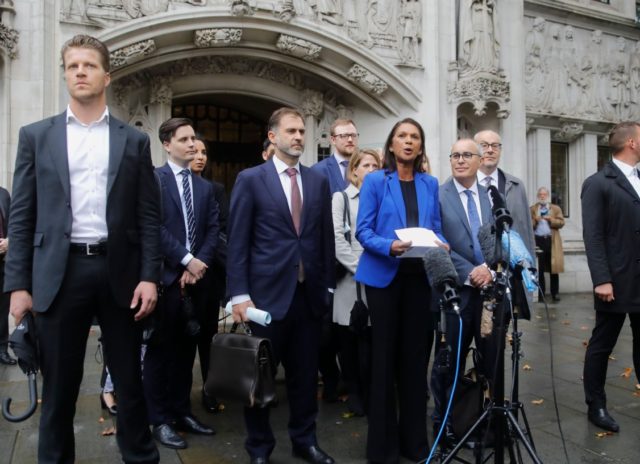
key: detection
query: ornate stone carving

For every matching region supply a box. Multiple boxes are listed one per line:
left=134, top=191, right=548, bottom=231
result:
left=398, top=0, right=422, bottom=66
left=110, top=39, right=156, bottom=70
left=68, top=0, right=203, bottom=26
left=458, top=0, right=500, bottom=76
left=553, top=122, right=583, bottom=143
left=598, top=133, right=609, bottom=146
left=277, top=0, right=296, bottom=22
left=194, top=28, right=242, bottom=47
left=335, top=104, right=353, bottom=120
left=300, top=89, right=323, bottom=117
left=276, top=34, right=322, bottom=61
left=149, top=76, right=172, bottom=105
left=347, top=64, right=388, bottom=95
left=448, top=74, right=510, bottom=117
left=231, top=0, right=254, bottom=16
left=0, top=0, right=16, bottom=27
left=128, top=101, right=153, bottom=135
left=0, top=22, right=18, bottom=59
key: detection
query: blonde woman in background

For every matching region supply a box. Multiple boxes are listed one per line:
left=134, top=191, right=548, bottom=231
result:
left=331, top=148, right=381, bottom=417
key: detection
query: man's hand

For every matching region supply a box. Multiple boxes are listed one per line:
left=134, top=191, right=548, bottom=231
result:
left=10, top=290, right=33, bottom=325
left=390, top=240, right=412, bottom=256
left=179, top=270, right=197, bottom=289
left=0, top=238, right=8, bottom=254
left=594, top=283, right=614, bottom=303
left=232, top=300, right=253, bottom=323
left=186, top=257, right=208, bottom=280
left=130, top=281, right=157, bottom=321
left=469, top=265, right=493, bottom=288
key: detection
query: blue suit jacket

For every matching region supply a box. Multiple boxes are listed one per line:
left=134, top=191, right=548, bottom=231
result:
left=311, top=155, right=347, bottom=195
left=354, top=169, right=445, bottom=288
left=439, top=179, right=493, bottom=287
left=226, top=159, right=336, bottom=320
left=156, top=163, right=219, bottom=286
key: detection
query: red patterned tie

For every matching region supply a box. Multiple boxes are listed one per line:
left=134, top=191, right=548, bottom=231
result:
left=286, top=167, right=302, bottom=235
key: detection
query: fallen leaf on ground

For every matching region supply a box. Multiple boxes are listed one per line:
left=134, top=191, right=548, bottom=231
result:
left=531, top=399, right=544, bottom=405
left=636, top=384, right=640, bottom=390
left=101, top=426, right=116, bottom=436
left=523, top=364, right=532, bottom=371
left=98, top=417, right=104, bottom=423
left=580, top=326, right=589, bottom=331
left=535, top=315, right=542, bottom=320
left=582, top=340, right=588, bottom=347
left=595, top=431, right=614, bottom=438
left=342, top=412, right=355, bottom=419
left=351, top=433, right=361, bottom=438
left=609, top=355, right=616, bottom=361
left=621, top=367, right=633, bottom=378
left=632, top=391, right=640, bottom=397
left=562, top=320, right=570, bottom=325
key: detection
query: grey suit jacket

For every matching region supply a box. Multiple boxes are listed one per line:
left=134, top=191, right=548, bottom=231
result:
left=501, top=169, right=536, bottom=258
left=4, top=111, right=161, bottom=312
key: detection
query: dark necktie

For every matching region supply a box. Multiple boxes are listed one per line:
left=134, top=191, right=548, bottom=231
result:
left=286, top=167, right=302, bottom=235
left=464, top=189, right=484, bottom=265
left=180, top=169, right=196, bottom=250
left=340, top=160, right=350, bottom=188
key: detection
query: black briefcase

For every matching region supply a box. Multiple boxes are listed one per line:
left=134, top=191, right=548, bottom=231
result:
left=204, top=322, right=277, bottom=408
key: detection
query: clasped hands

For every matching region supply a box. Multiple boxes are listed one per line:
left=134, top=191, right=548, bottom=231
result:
left=180, top=257, right=208, bottom=288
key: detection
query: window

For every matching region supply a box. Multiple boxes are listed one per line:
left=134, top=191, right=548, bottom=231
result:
left=551, top=142, right=569, bottom=217
left=597, top=145, right=611, bottom=171
left=593, top=0, right=610, bottom=4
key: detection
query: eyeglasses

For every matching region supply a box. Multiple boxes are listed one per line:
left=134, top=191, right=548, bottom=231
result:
left=479, top=142, right=502, bottom=150
left=333, top=133, right=359, bottom=140
left=449, top=152, right=480, bottom=161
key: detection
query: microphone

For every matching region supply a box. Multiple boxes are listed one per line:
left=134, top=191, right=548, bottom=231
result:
left=423, top=247, right=461, bottom=314
left=487, top=185, right=513, bottom=232
left=477, top=222, right=496, bottom=266
left=500, top=229, right=538, bottom=292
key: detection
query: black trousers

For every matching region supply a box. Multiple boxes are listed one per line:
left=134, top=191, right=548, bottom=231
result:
left=194, top=272, right=219, bottom=384
left=35, top=254, right=158, bottom=464
left=0, top=263, right=9, bottom=352
left=334, top=324, right=370, bottom=414
left=244, top=283, right=322, bottom=459
left=584, top=311, right=640, bottom=408
left=365, top=272, right=431, bottom=464
left=143, top=280, right=201, bottom=425
left=535, top=235, right=559, bottom=297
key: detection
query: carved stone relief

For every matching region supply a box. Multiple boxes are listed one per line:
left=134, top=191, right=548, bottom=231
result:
left=128, top=101, right=153, bottom=135
left=525, top=18, right=640, bottom=122
left=398, top=0, right=422, bottom=67
left=458, top=0, right=499, bottom=76
left=553, top=122, right=583, bottom=143
left=67, top=0, right=204, bottom=26
left=347, top=64, right=388, bottom=95
left=194, top=28, right=242, bottom=47
left=300, top=89, right=323, bottom=117
left=110, top=39, right=156, bottom=69
left=0, top=22, right=18, bottom=59
left=276, top=34, right=322, bottom=61
left=448, top=75, right=510, bottom=118
left=149, top=76, right=172, bottom=104
left=231, top=0, right=254, bottom=16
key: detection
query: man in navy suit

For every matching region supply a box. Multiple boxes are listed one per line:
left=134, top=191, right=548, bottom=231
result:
left=431, top=138, right=494, bottom=439
left=5, top=35, right=160, bottom=463
left=0, top=186, right=15, bottom=366
left=143, top=118, right=218, bottom=449
left=310, top=118, right=359, bottom=400
left=227, top=107, right=336, bottom=464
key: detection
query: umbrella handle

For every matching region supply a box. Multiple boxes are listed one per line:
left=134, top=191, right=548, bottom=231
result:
left=2, top=373, right=38, bottom=423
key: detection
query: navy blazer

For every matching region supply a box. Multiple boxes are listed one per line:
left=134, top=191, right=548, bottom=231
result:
left=156, top=163, right=219, bottom=286
left=311, top=155, right=347, bottom=195
left=439, top=179, right=493, bottom=286
left=226, top=159, right=336, bottom=320
left=354, top=169, right=445, bottom=288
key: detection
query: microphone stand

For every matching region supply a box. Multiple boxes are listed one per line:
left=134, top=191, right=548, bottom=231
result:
left=440, top=217, right=541, bottom=464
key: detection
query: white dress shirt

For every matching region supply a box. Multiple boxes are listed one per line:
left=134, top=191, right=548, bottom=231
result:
left=66, top=106, right=109, bottom=243
left=166, top=160, right=195, bottom=265
left=612, top=158, right=640, bottom=199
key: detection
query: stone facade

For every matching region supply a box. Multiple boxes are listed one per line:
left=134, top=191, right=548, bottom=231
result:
left=2, top=0, right=640, bottom=293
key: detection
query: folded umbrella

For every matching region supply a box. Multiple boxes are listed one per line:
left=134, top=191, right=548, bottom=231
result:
left=2, top=312, right=39, bottom=422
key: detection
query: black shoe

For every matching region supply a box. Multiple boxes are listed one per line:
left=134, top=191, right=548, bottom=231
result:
left=0, top=351, right=17, bottom=365
left=175, top=414, right=216, bottom=435
left=152, top=424, right=187, bottom=449
left=100, top=391, right=117, bottom=416
left=588, top=407, right=619, bottom=432
left=292, top=445, right=335, bottom=464
left=552, top=295, right=561, bottom=302
left=250, top=458, right=269, bottom=464
left=202, top=389, right=223, bottom=414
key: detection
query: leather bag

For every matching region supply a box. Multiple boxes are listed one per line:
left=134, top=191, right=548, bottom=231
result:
left=204, top=322, right=277, bottom=408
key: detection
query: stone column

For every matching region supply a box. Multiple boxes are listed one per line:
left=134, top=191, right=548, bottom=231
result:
left=525, top=127, right=551, bottom=203
left=568, top=133, right=598, bottom=237
left=148, top=77, right=173, bottom=166
left=300, top=89, right=323, bottom=167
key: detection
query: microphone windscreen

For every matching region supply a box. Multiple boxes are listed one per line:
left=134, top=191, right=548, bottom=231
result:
left=477, top=223, right=495, bottom=265
left=423, top=247, right=458, bottom=291
left=500, top=230, right=534, bottom=268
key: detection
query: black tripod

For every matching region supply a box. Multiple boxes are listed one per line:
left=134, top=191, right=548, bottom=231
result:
left=438, top=223, right=542, bottom=463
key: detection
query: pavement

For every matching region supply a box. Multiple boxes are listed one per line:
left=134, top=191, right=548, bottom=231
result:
left=1, top=293, right=640, bottom=463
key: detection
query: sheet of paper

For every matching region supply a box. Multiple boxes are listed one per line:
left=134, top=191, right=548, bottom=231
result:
left=394, top=227, right=439, bottom=258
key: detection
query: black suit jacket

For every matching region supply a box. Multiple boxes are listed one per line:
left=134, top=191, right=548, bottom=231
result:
left=582, top=160, right=640, bottom=313
left=4, top=111, right=161, bottom=312
left=226, top=159, right=335, bottom=320
left=0, top=187, right=9, bottom=239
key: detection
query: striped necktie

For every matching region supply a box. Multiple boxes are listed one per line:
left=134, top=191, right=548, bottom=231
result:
left=180, top=169, right=196, bottom=250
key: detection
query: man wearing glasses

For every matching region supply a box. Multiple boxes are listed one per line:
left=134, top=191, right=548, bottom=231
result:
left=474, top=130, right=536, bottom=259
left=312, top=119, right=360, bottom=195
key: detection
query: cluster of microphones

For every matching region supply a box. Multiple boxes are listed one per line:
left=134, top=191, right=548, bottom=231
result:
left=422, top=186, right=538, bottom=335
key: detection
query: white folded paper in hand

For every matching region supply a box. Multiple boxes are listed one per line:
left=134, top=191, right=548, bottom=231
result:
left=394, top=227, right=440, bottom=258
left=224, top=301, right=272, bottom=326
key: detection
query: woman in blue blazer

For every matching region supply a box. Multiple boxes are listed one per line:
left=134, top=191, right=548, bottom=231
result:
left=355, top=118, right=446, bottom=463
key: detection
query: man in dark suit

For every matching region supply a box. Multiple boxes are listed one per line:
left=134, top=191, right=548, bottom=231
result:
left=0, top=186, right=16, bottom=365
left=582, top=121, right=640, bottom=433
left=310, top=118, right=359, bottom=401
left=4, top=34, right=160, bottom=464
left=227, top=107, right=336, bottom=464
left=143, top=118, right=218, bottom=449
left=431, top=139, right=494, bottom=439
